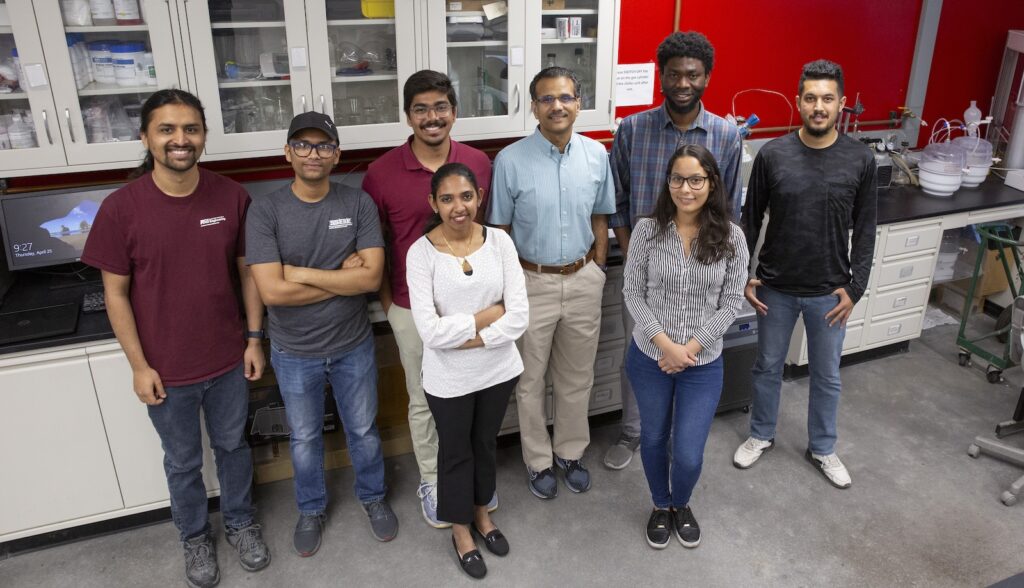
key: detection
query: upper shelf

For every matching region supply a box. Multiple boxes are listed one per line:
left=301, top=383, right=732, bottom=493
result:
left=64, top=25, right=149, bottom=33
left=210, top=21, right=286, bottom=29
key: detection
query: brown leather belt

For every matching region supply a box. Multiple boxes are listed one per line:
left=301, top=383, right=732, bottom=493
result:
left=519, top=250, right=595, bottom=275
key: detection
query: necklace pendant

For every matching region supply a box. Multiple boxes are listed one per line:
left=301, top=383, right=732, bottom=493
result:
left=461, top=258, right=473, bottom=276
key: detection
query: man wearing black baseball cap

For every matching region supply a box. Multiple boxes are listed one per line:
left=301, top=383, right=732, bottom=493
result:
left=246, top=112, right=397, bottom=556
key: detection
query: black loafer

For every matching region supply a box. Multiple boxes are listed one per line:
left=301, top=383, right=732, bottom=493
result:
left=452, top=536, right=487, bottom=579
left=473, top=524, right=509, bottom=557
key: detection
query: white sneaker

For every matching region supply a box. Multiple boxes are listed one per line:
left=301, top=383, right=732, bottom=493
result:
left=733, top=437, right=774, bottom=469
left=805, top=450, right=852, bottom=489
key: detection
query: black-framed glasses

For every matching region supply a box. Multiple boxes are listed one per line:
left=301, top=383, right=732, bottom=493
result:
left=534, top=94, right=578, bottom=106
left=289, top=141, right=339, bottom=157
left=410, top=103, right=453, bottom=117
left=667, top=174, right=708, bottom=190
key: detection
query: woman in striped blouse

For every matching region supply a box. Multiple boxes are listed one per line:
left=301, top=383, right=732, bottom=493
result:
left=623, top=144, right=750, bottom=550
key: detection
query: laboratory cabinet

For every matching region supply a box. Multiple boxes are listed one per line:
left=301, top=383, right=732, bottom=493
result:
left=1, top=0, right=622, bottom=176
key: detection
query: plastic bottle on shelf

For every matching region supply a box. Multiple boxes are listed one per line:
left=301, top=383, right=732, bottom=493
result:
left=89, top=0, right=117, bottom=25
left=61, top=0, right=93, bottom=26
left=573, top=48, right=592, bottom=109
left=142, top=52, right=157, bottom=85
left=75, top=34, right=95, bottom=83
left=113, top=0, right=143, bottom=25
left=0, top=115, right=12, bottom=150
left=11, top=48, right=21, bottom=85
left=8, top=112, right=37, bottom=149
left=112, top=42, right=143, bottom=87
left=546, top=53, right=557, bottom=68
left=964, top=100, right=983, bottom=136
left=66, top=35, right=88, bottom=90
left=89, top=41, right=116, bottom=85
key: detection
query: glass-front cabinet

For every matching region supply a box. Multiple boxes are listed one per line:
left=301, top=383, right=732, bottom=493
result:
left=34, top=0, right=182, bottom=165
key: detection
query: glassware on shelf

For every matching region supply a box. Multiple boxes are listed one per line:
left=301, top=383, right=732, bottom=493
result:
left=89, top=0, right=117, bottom=26
left=61, top=0, right=93, bottom=26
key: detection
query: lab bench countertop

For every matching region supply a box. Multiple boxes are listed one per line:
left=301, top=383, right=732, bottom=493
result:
left=877, top=176, right=1024, bottom=225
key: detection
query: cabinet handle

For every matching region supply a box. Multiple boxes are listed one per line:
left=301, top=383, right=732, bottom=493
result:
left=301, top=95, right=307, bottom=113
left=319, top=95, right=325, bottom=114
left=64, top=108, right=77, bottom=143
left=41, top=110, right=54, bottom=145
left=511, top=84, right=520, bottom=115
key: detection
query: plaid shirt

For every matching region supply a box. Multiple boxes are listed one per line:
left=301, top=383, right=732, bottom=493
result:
left=610, top=102, right=743, bottom=227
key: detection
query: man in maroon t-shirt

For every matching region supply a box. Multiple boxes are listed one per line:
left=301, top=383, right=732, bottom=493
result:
left=81, top=89, right=270, bottom=588
left=362, top=70, right=492, bottom=528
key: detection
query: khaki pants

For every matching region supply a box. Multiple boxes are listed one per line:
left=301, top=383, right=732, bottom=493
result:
left=387, top=304, right=438, bottom=483
left=517, top=261, right=606, bottom=471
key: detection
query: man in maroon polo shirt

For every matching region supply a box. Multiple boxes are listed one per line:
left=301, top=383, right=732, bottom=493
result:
left=361, top=70, right=492, bottom=528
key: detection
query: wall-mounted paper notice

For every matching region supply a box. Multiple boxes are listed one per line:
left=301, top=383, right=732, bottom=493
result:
left=615, top=63, right=655, bottom=107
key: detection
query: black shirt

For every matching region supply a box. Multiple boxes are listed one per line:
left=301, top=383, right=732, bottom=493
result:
left=742, top=131, right=877, bottom=303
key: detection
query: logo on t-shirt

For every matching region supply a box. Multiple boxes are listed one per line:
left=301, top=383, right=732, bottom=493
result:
left=200, top=216, right=227, bottom=227
left=328, top=218, right=352, bottom=230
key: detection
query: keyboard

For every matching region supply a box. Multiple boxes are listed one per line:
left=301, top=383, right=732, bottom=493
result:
left=82, top=290, right=106, bottom=313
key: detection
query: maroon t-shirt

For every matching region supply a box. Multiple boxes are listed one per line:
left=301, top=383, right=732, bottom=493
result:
left=82, top=169, right=250, bottom=386
left=361, top=137, right=492, bottom=309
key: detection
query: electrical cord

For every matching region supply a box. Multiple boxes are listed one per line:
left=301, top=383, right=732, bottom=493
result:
left=731, top=88, right=794, bottom=131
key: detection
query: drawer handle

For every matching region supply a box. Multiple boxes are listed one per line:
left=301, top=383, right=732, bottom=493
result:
left=905, top=235, right=920, bottom=247
left=893, top=296, right=907, bottom=308
left=887, top=324, right=903, bottom=336
left=899, top=266, right=914, bottom=279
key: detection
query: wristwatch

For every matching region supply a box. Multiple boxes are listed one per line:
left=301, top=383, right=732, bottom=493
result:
left=246, top=330, right=265, bottom=340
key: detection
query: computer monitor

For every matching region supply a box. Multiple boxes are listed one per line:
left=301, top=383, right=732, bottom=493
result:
left=0, top=185, right=119, bottom=271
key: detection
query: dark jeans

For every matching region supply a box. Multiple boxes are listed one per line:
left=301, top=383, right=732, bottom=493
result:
left=626, top=342, right=723, bottom=509
left=147, top=362, right=255, bottom=541
left=271, top=334, right=387, bottom=514
left=425, top=377, right=518, bottom=525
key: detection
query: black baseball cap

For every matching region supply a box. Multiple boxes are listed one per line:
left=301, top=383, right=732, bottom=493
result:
left=287, top=112, right=339, bottom=143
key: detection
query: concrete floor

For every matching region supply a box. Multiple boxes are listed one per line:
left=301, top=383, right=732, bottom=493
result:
left=3, top=321, right=1024, bottom=587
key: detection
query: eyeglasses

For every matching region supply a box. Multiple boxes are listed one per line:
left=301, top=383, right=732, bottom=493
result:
left=534, top=94, right=578, bottom=106
left=289, top=141, right=339, bottom=157
left=410, top=103, right=453, bottom=117
left=667, top=174, right=708, bottom=190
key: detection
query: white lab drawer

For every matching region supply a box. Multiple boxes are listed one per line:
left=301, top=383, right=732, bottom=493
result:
left=875, top=254, right=937, bottom=288
left=593, top=341, right=625, bottom=378
left=602, top=265, right=624, bottom=307
left=842, top=324, right=864, bottom=352
left=599, top=307, right=626, bottom=343
left=967, top=205, right=1024, bottom=225
left=871, top=283, right=930, bottom=318
left=865, top=311, right=924, bottom=345
left=883, top=222, right=942, bottom=258
left=589, top=375, right=622, bottom=411
left=851, top=293, right=869, bottom=322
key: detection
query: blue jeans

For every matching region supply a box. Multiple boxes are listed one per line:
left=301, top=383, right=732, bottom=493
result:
left=271, top=333, right=386, bottom=514
left=626, top=341, right=723, bottom=508
left=749, top=285, right=846, bottom=455
left=147, top=362, right=255, bottom=541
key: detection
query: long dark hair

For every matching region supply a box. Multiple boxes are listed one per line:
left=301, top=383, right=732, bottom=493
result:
left=424, top=163, right=480, bottom=234
left=649, top=144, right=735, bottom=264
left=130, top=89, right=208, bottom=179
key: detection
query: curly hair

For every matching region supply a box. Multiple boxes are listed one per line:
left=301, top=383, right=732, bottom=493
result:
left=656, top=31, right=715, bottom=74
left=799, top=59, right=845, bottom=97
left=649, top=144, right=735, bottom=265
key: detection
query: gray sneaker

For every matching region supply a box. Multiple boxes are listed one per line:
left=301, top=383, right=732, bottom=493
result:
left=293, top=513, right=326, bottom=557
left=362, top=499, right=399, bottom=542
left=225, top=523, right=270, bottom=571
left=603, top=433, right=640, bottom=470
left=183, top=533, right=219, bottom=588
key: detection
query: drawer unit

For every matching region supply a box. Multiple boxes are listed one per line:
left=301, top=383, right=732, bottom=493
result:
left=599, top=307, right=626, bottom=343
left=500, top=375, right=622, bottom=433
left=865, top=311, right=924, bottom=346
left=883, top=222, right=942, bottom=258
left=871, top=283, right=930, bottom=318
left=842, top=324, right=864, bottom=352
left=875, top=254, right=937, bottom=288
left=851, top=293, right=869, bottom=322
left=602, top=266, right=624, bottom=307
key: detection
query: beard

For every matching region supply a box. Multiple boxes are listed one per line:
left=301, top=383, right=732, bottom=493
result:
left=662, top=89, right=702, bottom=116
left=802, top=111, right=837, bottom=137
left=155, top=145, right=198, bottom=172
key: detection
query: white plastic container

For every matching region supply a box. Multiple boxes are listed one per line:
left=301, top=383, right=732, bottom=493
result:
left=8, top=113, right=37, bottom=149
left=89, top=0, right=116, bottom=25
left=142, top=52, right=156, bottom=85
left=61, top=0, right=93, bottom=26
left=112, top=42, right=143, bottom=87
left=953, top=136, right=994, bottom=187
left=113, top=0, right=142, bottom=25
left=918, top=142, right=967, bottom=197
left=89, top=41, right=115, bottom=84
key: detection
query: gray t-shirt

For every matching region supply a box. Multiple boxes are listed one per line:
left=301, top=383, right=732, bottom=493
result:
left=246, top=182, right=384, bottom=356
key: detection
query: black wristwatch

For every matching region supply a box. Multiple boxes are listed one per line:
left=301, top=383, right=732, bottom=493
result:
left=246, top=330, right=265, bottom=340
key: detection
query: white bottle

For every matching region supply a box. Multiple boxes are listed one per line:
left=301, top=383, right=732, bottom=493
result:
left=8, top=113, right=37, bottom=149
left=964, top=100, right=983, bottom=137
left=142, top=52, right=157, bottom=85
left=89, top=0, right=116, bottom=25
left=61, top=0, right=93, bottom=26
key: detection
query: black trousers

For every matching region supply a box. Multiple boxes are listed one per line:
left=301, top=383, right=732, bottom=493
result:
left=425, top=377, right=518, bottom=525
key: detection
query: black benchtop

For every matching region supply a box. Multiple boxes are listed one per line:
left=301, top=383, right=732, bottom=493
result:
left=878, top=176, right=1024, bottom=225
left=3, top=177, right=1023, bottom=357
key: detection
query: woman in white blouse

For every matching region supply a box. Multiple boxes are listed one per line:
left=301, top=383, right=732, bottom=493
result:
left=406, top=162, right=528, bottom=579
left=623, top=144, right=749, bottom=551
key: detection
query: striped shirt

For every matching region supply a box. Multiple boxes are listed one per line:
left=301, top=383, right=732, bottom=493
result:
left=487, top=128, right=616, bottom=265
left=623, top=217, right=750, bottom=364
left=610, top=102, right=743, bottom=226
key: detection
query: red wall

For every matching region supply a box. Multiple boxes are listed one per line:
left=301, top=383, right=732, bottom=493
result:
left=616, top=0, right=923, bottom=133
left=921, top=0, right=1024, bottom=144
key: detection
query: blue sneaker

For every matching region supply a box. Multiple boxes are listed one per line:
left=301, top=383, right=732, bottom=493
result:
left=555, top=455, right=592, bottom=493
left=417, top=481, right=451, bottom=529
left=486, top=490, right=498, bottom=513
left=527, top=467, right=557, bottom=499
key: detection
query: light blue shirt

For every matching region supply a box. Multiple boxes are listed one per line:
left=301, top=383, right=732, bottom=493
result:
left=487, top=128, right=616, bottom=265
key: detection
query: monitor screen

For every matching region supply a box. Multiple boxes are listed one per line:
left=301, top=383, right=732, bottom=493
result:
left=0, top=186, right=119, bottom=271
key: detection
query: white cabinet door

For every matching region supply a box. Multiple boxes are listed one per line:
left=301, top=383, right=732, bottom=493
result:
left=0, top=2, right=68, bottom=172
left=426, top=0, right=528, bottom=137
left=306, top=0, right=419, bottom=148
left=184, top=0, right=313, bottom=156
left=88, top=343, right=221, bottom=509
left=0, top=348, right=122, bottom=536
left=35, top=0, right=185, bottom=166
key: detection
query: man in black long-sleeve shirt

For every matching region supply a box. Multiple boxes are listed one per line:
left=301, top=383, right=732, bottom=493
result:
left=733, top=60, right=876, bottom=489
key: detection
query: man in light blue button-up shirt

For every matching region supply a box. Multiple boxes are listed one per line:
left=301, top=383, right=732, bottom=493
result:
left=488, top=67, right=615, bottom=499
